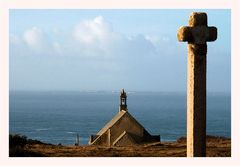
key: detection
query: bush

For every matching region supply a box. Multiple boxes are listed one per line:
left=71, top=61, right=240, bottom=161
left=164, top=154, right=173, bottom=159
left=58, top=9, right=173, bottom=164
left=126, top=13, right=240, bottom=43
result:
left=9, top=134, right=28, bottom=148
left=9, top=134, right=46, bottom=157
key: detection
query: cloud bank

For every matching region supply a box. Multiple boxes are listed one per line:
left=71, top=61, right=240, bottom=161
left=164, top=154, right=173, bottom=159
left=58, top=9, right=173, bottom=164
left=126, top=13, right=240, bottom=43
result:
left=10, top=15, right=177, bottom=59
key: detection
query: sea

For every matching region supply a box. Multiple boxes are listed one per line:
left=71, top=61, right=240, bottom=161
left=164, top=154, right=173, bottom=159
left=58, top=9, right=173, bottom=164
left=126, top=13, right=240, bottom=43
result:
left=9, top=91, right=231, bottom=145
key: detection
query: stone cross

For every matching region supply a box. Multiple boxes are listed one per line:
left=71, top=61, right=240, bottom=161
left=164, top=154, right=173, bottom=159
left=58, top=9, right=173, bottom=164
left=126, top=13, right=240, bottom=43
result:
left=177, top=12, right=217, bottom=157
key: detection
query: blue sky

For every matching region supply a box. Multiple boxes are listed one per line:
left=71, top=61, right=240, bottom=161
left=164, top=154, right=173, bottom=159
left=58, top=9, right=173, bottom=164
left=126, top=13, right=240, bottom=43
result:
left=9, top=9, right=231, bottom=92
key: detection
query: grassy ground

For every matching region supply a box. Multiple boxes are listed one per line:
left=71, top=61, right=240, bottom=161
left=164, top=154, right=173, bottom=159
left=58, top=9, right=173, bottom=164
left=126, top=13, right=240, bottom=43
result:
left=10, top=135, right=231, bottom=157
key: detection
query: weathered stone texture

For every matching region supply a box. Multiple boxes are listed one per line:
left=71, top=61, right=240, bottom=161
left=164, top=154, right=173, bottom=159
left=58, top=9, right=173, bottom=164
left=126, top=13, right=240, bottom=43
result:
left=177, top=12, right=217, bottom=157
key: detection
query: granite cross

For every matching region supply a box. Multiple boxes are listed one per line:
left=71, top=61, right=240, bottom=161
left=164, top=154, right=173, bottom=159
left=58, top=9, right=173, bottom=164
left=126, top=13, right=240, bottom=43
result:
left=177, top=12, right=217, bottom=157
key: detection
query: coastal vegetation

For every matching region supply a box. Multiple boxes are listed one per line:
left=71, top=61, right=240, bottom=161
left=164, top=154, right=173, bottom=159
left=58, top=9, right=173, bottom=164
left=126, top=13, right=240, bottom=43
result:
left=9, top=134, right=230, bottom=157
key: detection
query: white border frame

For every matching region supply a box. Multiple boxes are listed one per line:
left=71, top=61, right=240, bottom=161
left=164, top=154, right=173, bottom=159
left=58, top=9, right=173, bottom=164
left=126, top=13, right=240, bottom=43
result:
left=1, top=0, right=239, bottom=165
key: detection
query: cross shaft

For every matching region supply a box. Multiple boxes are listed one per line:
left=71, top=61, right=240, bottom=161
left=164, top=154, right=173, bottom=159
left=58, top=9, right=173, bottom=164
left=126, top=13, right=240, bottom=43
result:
left=177, top=12, right=217, bottom=157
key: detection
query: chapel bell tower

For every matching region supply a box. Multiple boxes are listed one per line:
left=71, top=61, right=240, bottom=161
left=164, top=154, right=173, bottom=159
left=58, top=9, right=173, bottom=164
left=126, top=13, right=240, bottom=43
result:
left=120, top=89, right=127, bottom=112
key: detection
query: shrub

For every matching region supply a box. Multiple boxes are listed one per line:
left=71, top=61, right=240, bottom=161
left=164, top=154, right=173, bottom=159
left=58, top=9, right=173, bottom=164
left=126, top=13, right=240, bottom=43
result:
left=9, top=134, right=27, bottom=148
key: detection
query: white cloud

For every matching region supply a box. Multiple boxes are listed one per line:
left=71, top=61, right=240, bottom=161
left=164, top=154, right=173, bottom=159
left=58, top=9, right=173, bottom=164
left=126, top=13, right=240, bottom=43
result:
left=23, top=27, right=44, bottom=50
left=73, top=16, right=111, bottom=44
left=71, top=15, right=123, bottom=57
left=145, top=35, right=171, bottom=45
left=10, top=16, right=162, bottom=58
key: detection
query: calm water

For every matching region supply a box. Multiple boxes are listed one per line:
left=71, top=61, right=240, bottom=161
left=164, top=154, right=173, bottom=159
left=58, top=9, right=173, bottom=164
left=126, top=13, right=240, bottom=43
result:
left=9, top=91, right=231, bottom=145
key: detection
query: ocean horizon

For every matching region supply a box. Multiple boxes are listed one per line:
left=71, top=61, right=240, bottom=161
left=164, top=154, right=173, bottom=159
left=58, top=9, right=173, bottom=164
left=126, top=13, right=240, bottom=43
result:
left=9, top=90, right=231, bottom=145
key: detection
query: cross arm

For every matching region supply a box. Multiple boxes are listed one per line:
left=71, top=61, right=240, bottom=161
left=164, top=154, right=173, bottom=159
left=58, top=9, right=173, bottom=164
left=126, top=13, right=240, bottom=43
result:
left=177, top=26, right=193, bottom=42
left=177, top=26, right=217, bottom=44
